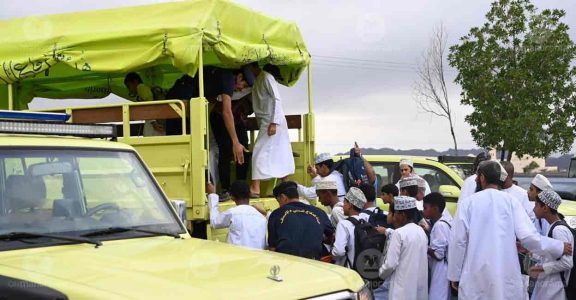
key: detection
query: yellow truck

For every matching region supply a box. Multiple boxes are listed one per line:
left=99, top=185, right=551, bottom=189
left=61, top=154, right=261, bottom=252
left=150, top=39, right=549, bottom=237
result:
left=0, top=0, right=315, bottom=241
left=0, top=1, right=370, bottom=298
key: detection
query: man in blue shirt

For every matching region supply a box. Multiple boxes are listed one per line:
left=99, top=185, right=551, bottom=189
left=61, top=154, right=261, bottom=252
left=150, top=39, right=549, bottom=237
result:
left=268, top=181, right=334, bottom=260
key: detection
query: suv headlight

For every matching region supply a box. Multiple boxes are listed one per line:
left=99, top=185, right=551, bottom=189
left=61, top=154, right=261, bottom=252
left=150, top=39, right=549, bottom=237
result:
left=564, top=216, right=576, bottom=229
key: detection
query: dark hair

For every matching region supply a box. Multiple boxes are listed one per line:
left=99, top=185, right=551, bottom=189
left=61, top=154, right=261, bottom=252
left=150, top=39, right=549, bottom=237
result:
left=401, top=185, right=419, bottom=198
left=389, top=202, right=395, bottom=214
left=532, top=184, right=543, bottom=193
left=230, top=180, right=250, bottom=200
left=124, top=72, right=143, bottom=86
left=273, top=181, right=299, bottom=199
left=477, top=161, right=502, bottom=186
left=263, top=64, right=283, bottom=81
left=423, top=192, right=446, bottom=212
left=359, top=183, right=376, bottom=203
left=473, top=152, right=491, bottom=172
left=316, top=159, right=334, bottom=170
left=346, top=199, right=363, bottom=212
left=536, top=197, right=558, bottom=215
left=397, top=207, right=419, bottom=223
left=381, top=184, right=399, bottom=197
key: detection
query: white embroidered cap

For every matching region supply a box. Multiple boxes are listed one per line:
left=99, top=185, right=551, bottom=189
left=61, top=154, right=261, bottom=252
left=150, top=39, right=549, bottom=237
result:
left=399, top=176, right=419, bottom=188
left=538, top=189, right=562, bottom=210
left=399, top=159, right=413, bottom=168
left=315, top=153, right=332, bottom=164
left=345, top=187, right=367, bottom=209
left=315, top=179, right=337, bottom=191
left=532, top=174, right=553, bottom=191
left=394, top=196, right=417, bottom=211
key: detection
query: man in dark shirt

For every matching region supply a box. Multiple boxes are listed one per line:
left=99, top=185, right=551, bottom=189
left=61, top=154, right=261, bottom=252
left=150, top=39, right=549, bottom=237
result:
left=268, top=181, right=334, bottom=260
left=166, top=66, right=254, bottom=200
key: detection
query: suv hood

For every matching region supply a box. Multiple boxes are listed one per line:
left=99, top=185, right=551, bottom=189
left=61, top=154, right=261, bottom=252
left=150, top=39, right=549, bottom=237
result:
left=0, top=237, right=363, bottom=299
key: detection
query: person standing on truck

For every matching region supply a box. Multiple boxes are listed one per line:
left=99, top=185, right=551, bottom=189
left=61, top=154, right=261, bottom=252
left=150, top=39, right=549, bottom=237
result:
left=124, top=72, right=165, bottom=136
left=448, top=160, right=572, bottom=299
left=247, top=63, right=295, bottom=197
left=297, top=153, right=346, bottom=202
left=207, top=181, right=266, bottom=249
left=165, top=67, right=255, bottom=200
left=268, top=181, right=334, bottom=260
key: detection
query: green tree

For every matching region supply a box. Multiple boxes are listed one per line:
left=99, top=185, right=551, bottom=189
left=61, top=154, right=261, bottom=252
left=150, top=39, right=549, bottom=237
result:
left=449, top=0, right=576, bottom=161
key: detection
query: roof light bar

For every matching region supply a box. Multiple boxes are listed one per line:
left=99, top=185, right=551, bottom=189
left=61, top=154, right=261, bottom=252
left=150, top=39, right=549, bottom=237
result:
left=0, top=120, right=116, bottom=139
left=0, top=110, right=70, bottom=122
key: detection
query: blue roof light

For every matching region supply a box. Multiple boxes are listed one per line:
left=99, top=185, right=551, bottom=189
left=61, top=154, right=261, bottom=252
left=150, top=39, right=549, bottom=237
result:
left=0, top=110, right=70, bottom=122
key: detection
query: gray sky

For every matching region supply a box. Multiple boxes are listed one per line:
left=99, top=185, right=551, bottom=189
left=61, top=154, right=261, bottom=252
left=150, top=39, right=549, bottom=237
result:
left=2, top=0, right=575, bottom=154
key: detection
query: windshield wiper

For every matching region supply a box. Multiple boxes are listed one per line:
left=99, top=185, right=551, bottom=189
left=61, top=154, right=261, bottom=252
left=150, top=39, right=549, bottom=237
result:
left=0, top=232, right=102, bottom=248
left=82, top=227, right=182, bottom=239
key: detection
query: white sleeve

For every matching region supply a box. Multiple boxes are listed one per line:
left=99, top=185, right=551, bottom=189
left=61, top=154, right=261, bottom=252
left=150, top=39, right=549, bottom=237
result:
left=263, top=73, right=284, bottom=124
left=297, top=184, right=317, bottom=200
left=208, top=193, right=232, bottom=229
left=380, top=230, right=402, bottom=279
left=332, top=206, right=346, bottom=225
left=542, top=226, right=574, bottom=275
left=514, top=199, right=564, bottom=259
left=430, top=222, right=450, bottom=260
left=331, top=221, right=349, bottom=259
left=447, top=197, right=470, bottom=282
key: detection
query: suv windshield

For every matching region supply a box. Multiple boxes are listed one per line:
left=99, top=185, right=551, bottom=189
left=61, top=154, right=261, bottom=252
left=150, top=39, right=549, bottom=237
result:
left=0, top=148, right=184, bottom=246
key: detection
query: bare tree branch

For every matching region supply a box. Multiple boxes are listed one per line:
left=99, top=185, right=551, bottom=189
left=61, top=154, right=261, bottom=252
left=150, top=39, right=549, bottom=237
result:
left=413, top=23, right=459, bottom=154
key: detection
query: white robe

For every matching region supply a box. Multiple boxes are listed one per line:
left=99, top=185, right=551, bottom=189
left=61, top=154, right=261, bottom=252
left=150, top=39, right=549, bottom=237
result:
left=298, top=171, right=347, bottom=202
left=448, top=189, right=566, bottom=300
left=531, top=221, right=574, bottom=300
left=328, top=202, right=345, bottom=227
left=503, top=184, right=535, bottom=222
left=429, top=217, right=452, bottom=300
left=251, top=71, right=294, bottom=180
left=331, top=215, right=362, bottom=267
left=396, top=174, right=431, bottom=195
left=380, top=222, right=429, bottom=300
left=459, top=174, right=477, bottom=201
left=208, top=194, right=267, bottom=249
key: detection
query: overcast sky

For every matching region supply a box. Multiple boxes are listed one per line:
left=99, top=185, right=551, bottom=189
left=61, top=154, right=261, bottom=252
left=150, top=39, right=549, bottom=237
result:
left=2, top=0, right=575, bottom=155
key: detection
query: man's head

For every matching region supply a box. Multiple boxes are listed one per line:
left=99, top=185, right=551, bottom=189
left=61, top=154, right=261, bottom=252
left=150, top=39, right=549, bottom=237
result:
left=315, top=180, right=338, bottom=206
left=475, top=160, right=507, bottom=191
left=528, top=174, right=553, bottom=201
left=315, top=153, right=334, bottom=177
left=358, top=183, right=376, bottom=207
left=399, top=159, right=414, bottom=178
left=392, top=196, right=418, bottom=227
left=229, top=180, right=250, bottom=204
left=234, top=65, right=256, bottom=91
left=399, top=177, right=419, bottom=198
left=473, top=152, right=491, bottom=173
left=381, top=184, right=399, bottom=204
left=423, top=192, right=446, bottom=220
left=533, top=189, right=561, bottom=219
left=500, top=161, right=515, bottom=189
left=343, top=187, right=367, bottom=216
left=124, top=72, right=143, bottom=95
left=273, top=181, right=299, bottom=207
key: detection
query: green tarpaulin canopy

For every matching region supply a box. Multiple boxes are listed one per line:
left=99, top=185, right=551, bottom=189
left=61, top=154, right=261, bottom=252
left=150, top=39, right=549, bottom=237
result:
left=0, top=0, right=310, bottom=109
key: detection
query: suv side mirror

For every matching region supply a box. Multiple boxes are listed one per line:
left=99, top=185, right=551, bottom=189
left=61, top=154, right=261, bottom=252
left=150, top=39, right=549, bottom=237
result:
left=439, top=185, right=460, bottom=199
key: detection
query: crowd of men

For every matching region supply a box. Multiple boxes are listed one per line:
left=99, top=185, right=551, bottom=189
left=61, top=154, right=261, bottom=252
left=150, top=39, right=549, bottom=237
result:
left=207, top=152, right=574, bottom=300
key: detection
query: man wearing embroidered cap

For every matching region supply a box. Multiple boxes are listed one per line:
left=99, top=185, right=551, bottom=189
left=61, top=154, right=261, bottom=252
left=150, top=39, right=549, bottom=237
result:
left=530, top=189, right=574, bottom=300
left=397, top=159, right=431, bottom=195
left=448, top=160, right=572, bottom=299
left=297, top=153, right=346, bottom=202
left=528, top=174, right=554, bottom=236
left=380, top=196, right=428, bottom=300
left=315, top=179, right=345, bottom=227
left=331, top=187, right=367, bottom=267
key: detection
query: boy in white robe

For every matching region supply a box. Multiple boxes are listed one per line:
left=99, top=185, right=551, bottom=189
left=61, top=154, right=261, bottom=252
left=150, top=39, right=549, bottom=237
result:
left=530, top=189, right=573, bottom=300
left=207, top=181, right=267, bottom=249
left=248, top=63, right=294, bottom=197
left=379, top=196, right=429, bottom=300
left=298, top=153, right=346, bottom=201
left=423, top=192, right=452, bottom=300
left=448, top=161, right=572, bottom=299
left=331, top=187, right=367, bottom=267
left=528, top=174, right=554, bottom=235
left=315, top=179, right=345, bottom=227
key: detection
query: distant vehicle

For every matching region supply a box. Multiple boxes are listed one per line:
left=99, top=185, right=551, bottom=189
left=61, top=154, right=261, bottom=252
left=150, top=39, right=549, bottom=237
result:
left=516, top=176, right=576, bottom=201
left=569, top=157, right=576, bottom=178
left=437, top=155, right=476, bottom=178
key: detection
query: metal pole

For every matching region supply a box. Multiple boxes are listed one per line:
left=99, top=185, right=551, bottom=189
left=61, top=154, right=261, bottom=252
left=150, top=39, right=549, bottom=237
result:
left=8, top=84, right=13, bottom=110
left=307, top=64, right=312, bottom=114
